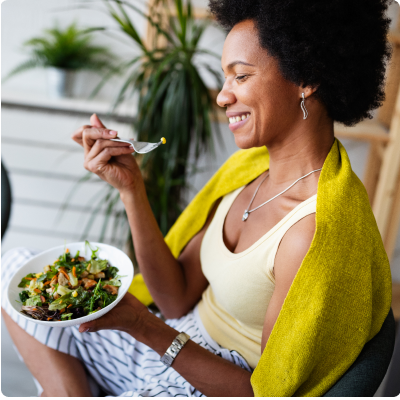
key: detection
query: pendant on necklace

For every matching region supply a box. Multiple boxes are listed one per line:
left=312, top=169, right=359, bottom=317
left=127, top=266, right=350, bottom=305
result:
left=242, top=211, right=249, bottom=221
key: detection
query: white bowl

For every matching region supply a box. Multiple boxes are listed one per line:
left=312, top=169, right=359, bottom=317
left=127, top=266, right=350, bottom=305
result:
left=7, top=242, right=134, bottom=327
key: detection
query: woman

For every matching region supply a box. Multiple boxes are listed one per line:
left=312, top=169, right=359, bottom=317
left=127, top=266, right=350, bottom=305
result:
left=2, top=0, right=392, bottom=396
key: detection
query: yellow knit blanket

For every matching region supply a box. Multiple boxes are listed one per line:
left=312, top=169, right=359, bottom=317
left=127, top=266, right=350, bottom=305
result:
left=128, top=138, right=392, bottom=396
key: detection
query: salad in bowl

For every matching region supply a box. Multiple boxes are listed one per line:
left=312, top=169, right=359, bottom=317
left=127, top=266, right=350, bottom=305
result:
left=7, top=241, right=134, bottom=327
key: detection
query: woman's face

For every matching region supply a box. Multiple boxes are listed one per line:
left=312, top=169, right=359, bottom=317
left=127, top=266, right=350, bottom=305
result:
left=217, top=19, right=301, bottom=149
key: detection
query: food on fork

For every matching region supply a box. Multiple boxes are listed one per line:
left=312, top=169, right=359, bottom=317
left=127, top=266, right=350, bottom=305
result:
left=18, top=241, right=123, bottom=321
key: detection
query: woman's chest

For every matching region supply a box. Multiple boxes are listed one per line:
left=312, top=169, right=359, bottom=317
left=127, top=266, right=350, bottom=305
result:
left=223, top=184, right=305, bottom=254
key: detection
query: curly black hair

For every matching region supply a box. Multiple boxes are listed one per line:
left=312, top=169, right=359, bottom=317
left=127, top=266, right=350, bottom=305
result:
left=209, top=0, right=392, bottom=126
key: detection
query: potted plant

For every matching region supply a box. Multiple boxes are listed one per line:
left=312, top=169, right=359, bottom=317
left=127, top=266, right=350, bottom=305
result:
left=63, top=0, right=224, bottom=256
left=3, top=22, right=116, bottom=98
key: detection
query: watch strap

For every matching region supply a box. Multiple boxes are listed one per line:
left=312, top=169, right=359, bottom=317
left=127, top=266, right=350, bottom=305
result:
left=160, top=332, right=190, bottom=366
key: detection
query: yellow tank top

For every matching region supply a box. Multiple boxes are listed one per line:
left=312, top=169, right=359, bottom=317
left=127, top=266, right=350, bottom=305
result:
left=197, top=185, right=317, bottom=368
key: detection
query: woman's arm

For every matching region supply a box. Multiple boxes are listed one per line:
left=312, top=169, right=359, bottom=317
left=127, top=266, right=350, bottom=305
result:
left=261, top=214, right=316, bottom=349
left=80, top=293, right=254, bottom=397
left=72, top=114, right=213, bottom=318
left=121, top=188, right=218, bottom=318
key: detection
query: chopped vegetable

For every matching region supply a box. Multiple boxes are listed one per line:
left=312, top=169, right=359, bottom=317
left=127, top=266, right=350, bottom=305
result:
left=89, top=259, right=108, bottom=274
left=17, top=242, right=122, bottom=321
left=18, top=273, right=36, bottom=288
left=25, top=295, right=42, bottom=307
left=57, top=285, right=72, bottom=297
left=68, top=271, right=78, bottom=287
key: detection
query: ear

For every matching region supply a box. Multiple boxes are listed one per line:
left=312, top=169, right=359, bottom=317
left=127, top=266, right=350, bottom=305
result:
left=299, top=84, right=319, bottom=99
left=90, top=113, right=106, bottom=128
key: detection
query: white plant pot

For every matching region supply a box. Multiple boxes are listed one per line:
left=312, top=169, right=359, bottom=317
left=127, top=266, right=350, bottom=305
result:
left=46, top=67, right=76, bottom=99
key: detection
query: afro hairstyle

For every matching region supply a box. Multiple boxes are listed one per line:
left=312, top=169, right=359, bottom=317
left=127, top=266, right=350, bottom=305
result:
left=209, top=0, right=393, bottom=126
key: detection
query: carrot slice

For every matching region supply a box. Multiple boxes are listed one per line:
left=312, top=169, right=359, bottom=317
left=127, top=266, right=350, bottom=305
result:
left=32, top=308, right=37, bottom=311
left=33, top=288, right=41, bottom=293
left=43, top=281, right=51, bottom=286
left=60, top=308, right=65, bottom=313
left=72, top=267, right=77, bottom=278
left=47, top=317, right=52, bottom=321
left=25, top=277, right=34, bottom=281
left=67, top=304, right=73, bottom=308
left=71, top=258, right=75, bottom=262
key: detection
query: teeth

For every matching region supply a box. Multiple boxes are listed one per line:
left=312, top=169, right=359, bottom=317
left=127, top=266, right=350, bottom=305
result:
left=228, top=114, right=250, bottom=124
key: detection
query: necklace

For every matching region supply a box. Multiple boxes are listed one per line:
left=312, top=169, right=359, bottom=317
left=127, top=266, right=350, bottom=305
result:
left=242, top=168, right=322, bottom=221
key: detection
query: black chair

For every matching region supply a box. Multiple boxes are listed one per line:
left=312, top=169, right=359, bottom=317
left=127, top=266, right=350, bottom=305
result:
left=383, top=314, right=400, bottom=396
left=323, top=308, right=396, bottom=396
left=1, top=162, right=12, bottom=239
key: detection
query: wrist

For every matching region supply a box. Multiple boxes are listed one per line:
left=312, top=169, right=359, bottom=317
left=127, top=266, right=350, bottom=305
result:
left=119, top=180, right=145, bottom=203
left=131, top=311, right=178, bottom=356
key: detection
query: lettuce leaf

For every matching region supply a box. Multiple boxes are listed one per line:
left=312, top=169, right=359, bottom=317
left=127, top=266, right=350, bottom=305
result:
left=37, top=271, right=56, bottom=283
left=57, top=285, right=72, bottom=297
left=25, top=295, right=42, bottom=307
left=89, top=259, right=108, bottom=274
left=18, top=273, right=36, bottom=288
left=49, top=292, right=73, bottom=310
left=102, top=278, right=122, bottom=287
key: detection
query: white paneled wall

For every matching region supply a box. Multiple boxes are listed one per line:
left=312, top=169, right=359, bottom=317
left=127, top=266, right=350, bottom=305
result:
left=1, top=106, right=131, bottom=253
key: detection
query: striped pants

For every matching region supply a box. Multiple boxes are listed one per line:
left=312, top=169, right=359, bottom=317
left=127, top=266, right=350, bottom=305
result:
left=1, top=248, right=252, bottom=397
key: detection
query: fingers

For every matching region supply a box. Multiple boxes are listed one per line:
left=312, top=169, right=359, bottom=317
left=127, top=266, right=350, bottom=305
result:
left=84, top=146, right=134, bottom=173
left=71, top=125, right=91, bottom=146
left=71, top=114, right=107, bottom=147
left=79, top=321, right=97, bottom=333
left=86, top=139, right=132, bottom=164
left=90, top=113, right=106, bottom=128
left=82, top=127, right=118, bottom=156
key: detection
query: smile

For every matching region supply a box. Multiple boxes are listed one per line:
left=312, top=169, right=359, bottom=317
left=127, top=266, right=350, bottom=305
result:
left=228, top=113, right=250, bottom=124
left=227, top=113, right=251, bottom=131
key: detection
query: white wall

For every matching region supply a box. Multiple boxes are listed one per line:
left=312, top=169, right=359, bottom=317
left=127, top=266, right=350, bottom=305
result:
left=1, top=0, right=225, bottom=99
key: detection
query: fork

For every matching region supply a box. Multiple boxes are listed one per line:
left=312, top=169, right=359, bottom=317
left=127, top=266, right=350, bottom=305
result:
left=110, top=137, right=166, bottom=154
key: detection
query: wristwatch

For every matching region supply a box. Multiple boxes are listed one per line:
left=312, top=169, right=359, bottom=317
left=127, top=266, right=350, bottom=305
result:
left=160, top=332, right=191, bottom=366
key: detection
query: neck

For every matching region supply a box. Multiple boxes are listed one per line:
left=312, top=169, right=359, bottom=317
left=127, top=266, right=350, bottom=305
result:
left=264, top=118, right=335, bottom=187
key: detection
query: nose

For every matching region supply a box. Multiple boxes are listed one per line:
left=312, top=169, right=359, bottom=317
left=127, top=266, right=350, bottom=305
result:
left=216, top=81, right=236, bottom=108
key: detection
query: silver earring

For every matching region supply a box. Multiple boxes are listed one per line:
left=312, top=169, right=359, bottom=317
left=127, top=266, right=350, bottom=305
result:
left=301, top=93, right=308, bottom=120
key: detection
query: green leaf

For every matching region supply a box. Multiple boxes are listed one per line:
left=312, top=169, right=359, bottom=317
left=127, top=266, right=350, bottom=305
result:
left=37, top=271, right=56, bottom=283
left=18, top=273, right=36, bottom=288
left=49, top=292, right=73, bottom=311
left=61, top=313, right=73, bottom=320
left=102, top=277, right=122, bottom=287
left=25, top=295, right=42, bottom=307
left=89, top=259, right=108, bottom=275
left=19, top=291, right=30, bottom=303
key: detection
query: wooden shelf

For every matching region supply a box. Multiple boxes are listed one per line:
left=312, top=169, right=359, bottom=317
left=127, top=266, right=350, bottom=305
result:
left=334, top=120, right=389, bottom=143
left=1, top=90, right=136, bottom=123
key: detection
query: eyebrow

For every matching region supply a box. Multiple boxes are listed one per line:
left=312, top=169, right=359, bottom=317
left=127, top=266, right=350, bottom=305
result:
left=222, top=61, right=256, bottom=72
